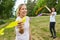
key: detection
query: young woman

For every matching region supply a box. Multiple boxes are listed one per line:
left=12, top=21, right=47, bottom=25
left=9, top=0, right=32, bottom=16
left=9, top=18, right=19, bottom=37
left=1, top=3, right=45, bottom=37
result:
left=15, top=4, right=31, bottom=40
left=45, top=6, right=57, bottom=39
left=50, top=7, right=57, bottom=39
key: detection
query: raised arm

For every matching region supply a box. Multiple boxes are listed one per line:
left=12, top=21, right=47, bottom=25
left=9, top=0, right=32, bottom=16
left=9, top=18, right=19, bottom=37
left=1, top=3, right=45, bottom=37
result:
left=45, top=5, right=51, bottom=12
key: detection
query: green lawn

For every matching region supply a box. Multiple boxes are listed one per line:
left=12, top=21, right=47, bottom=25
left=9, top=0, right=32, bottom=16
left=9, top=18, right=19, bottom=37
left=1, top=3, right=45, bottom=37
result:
left=0, top=15, right=60, bottom=40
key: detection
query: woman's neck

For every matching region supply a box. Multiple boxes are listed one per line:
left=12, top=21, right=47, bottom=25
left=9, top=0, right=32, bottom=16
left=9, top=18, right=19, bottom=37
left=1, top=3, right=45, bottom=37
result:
left=19, top=15, right=24, bottom=18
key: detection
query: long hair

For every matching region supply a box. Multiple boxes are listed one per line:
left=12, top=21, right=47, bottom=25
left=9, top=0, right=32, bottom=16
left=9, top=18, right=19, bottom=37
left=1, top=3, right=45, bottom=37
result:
left=16, top=4, right=26, bottom=17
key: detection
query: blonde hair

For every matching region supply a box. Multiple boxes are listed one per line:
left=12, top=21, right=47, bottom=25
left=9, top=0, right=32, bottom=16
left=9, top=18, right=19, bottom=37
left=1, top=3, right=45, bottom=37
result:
left=16, top=4, right=26, bottom=17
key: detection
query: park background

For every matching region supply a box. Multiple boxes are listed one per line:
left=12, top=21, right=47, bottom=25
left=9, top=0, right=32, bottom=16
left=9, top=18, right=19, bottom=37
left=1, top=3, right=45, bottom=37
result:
left=0, top=0, right=60, bottom=40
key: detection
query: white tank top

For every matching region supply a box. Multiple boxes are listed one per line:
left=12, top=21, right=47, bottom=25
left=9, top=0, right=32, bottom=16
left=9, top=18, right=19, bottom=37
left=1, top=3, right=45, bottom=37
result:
left=15, top=16, right=30, bottom=40
left=50, top=12, right=56, bottom=22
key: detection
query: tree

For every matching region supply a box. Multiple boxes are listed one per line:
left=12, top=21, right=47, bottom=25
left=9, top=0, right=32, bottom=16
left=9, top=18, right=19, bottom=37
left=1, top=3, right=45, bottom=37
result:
left=33, top=0, right=60, bottom=15
left=27, top=0, right=36, bottom=16
left=46, top=0, right=60, bottom=14
left=33, top=0, right=46, bottom=15
left=0, top=0, right=16, bottom=19
left=55, top=0, right=60, bottom=14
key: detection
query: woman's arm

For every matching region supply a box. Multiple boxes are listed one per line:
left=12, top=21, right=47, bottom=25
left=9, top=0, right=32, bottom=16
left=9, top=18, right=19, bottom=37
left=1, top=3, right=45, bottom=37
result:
left=29, top=17, right=32, bottom=40
left=29, top=27, right=32, bottom=40
left=45, top=5, right=51, bottom=12
left=51, top=12, right=56, bottom=16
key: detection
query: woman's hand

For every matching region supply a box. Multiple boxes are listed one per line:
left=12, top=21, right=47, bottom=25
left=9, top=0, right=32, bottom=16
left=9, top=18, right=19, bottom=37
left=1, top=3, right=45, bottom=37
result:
left=18, top=22, right=24, bottom=28
left=18, top=22, right=24, bottom=34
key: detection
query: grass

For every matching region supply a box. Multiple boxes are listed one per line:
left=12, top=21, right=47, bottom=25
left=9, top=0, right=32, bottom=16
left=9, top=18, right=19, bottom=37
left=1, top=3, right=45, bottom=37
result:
left=0, top=15, right=60, bottom=40
left=0, top=18, right=15, bottom=29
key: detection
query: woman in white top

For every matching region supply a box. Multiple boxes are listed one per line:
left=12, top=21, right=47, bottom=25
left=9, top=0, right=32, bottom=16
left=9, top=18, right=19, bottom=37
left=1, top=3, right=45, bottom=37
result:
left=49, top=7, right=57, bottom=39
left=15, top=4, right=31, bottom=40
left=45, top=6, right=57, bottom=39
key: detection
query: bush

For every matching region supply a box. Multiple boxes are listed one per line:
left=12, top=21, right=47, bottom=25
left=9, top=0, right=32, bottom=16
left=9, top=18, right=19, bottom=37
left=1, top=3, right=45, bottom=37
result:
left=0, top=20, right=5, bottom=25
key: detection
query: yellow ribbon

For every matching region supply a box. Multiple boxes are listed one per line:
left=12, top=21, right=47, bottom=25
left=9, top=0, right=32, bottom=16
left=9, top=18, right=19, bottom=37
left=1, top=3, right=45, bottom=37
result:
left=0, top=16, right=26, bottom=35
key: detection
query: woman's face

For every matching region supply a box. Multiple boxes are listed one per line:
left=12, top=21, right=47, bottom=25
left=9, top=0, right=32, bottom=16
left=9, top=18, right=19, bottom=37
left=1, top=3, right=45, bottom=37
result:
left=51, top=8, right=55, bottom=12
left=19, top=5, right=27, bottom=17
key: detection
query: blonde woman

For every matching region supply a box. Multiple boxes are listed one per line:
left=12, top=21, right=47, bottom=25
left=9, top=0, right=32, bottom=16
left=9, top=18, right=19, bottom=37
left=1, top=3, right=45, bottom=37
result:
left=15, top=4, right=31, bottom=40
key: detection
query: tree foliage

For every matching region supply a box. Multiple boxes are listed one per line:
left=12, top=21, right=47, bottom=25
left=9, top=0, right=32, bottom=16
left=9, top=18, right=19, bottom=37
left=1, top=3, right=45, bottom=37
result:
left=0, top=0, right=16, bottom=19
